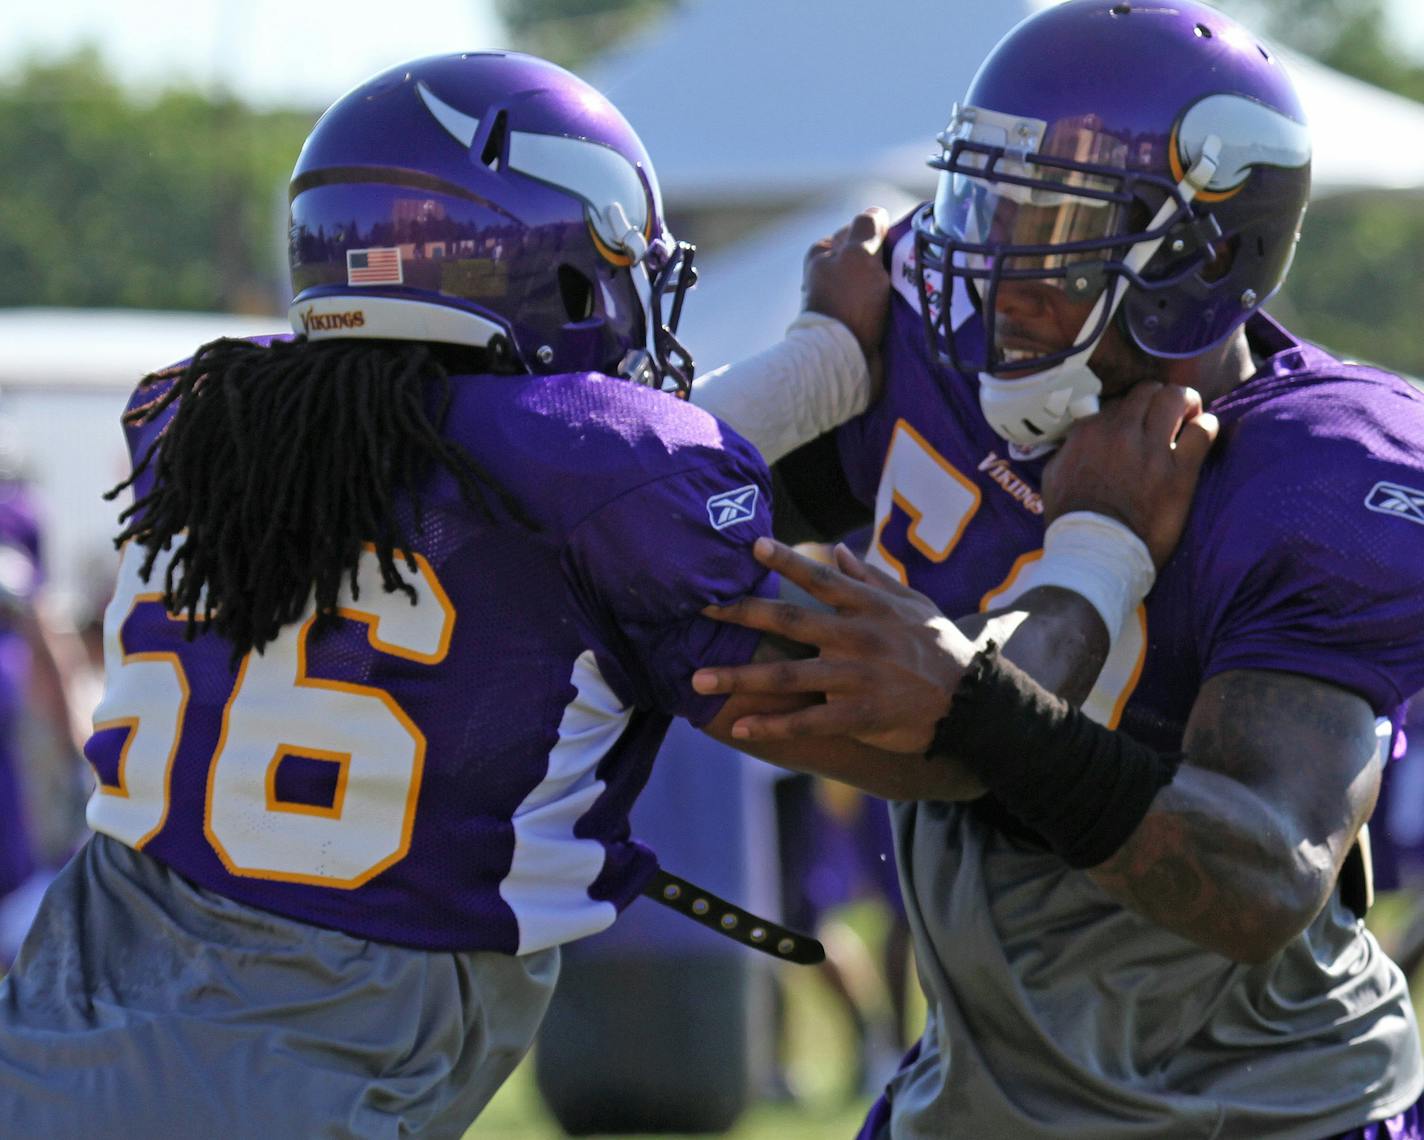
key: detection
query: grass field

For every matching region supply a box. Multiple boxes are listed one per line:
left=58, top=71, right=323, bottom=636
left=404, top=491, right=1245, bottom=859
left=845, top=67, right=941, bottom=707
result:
left=468, top=901, right=910, bottom=1139
left=473, top=1066, right=872, bottom=1140
left=468, top=895, right=1424, bottom=1138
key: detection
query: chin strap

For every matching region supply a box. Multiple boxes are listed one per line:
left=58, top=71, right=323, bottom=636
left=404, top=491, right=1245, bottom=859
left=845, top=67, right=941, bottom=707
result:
left=642, top=868, right=826, bottom=965
left=606, top=201, right=696, bottom=397
left=607, top=201, right=663, bottom=383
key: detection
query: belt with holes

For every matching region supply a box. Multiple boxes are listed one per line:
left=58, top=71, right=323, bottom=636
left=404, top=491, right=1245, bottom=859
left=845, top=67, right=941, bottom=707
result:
left=641, top=867, right=825, bottom=965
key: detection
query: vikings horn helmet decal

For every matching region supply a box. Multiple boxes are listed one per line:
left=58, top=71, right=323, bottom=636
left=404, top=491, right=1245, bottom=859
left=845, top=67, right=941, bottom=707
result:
left=913, top=0, right=1311, bottom=445
left=288, top=52, right=697, bottom=394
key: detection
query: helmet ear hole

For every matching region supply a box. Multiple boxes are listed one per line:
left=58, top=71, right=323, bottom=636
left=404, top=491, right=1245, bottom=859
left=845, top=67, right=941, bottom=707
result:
left=481, top=110, right=508, bottom=171
left=1200, top=236, right=1239, bottom=283
left=558, top=264, right=595, bottom=322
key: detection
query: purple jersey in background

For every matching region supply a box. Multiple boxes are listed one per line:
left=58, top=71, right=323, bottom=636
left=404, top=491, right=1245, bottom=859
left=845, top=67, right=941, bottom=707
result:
left=83, top=369, right=775, bottom=954
left=0, top=481, right=42, bottom=903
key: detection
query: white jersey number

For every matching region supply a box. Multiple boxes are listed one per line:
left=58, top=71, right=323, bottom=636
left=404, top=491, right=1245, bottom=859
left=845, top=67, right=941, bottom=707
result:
left=86, top=542, right=454, bottom=887
left=867, top=420, right=982, bottom=580
left=865, top=421, right=1144, bottom=727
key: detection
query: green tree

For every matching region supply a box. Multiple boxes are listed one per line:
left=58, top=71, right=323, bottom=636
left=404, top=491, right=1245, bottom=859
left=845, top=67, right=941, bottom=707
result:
left=495, top=0, right=677, bottom=69
left=0, top=49, right=311, bottom=313
left=1220, top=0, right=1424, bottom=101
left=1213, top=0, right=1424, bottom=378
left=1271, top=193, right=1424, bottom=378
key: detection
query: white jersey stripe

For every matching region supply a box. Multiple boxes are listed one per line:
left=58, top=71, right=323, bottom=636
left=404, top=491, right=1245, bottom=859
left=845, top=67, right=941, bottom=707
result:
left=501, top=649, right=628, bottom=954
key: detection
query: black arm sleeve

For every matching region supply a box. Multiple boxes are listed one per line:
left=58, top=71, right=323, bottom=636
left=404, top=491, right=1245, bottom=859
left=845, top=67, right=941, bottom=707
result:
left=932, top=644, right=1180, bottom=869
left=771, top=430, right=873, bottom=545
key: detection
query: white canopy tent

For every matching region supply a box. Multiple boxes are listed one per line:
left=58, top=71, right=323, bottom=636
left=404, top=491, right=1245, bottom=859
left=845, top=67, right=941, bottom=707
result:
left=0, top=308, right=284, bottom=611
left=673, top=182, right=923, bottom=381
left=8, top=3, right=1424, bottom=603
left=0, top=309, right=283, bottom=394
left=592, top=0, right=1424, bottom=204
left=590, top=0, right=1016, bottom=208
left=589, top=0, right=1424, bottom=369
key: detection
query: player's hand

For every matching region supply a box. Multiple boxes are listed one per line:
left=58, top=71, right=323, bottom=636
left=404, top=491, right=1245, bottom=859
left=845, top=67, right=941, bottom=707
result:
left=803, top=208, right=892, bottom=387
left=1042, top=382, right=1219, bottom=569
left=692, top=537, right=975, bottom=753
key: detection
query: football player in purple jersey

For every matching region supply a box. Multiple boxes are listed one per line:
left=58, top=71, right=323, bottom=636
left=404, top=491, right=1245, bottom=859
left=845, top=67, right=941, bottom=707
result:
left=0, top=50, right=1207, bottom=1138
left=0, top=465, right=89, bottom=972
left=0, top=482, right=46, bottom=964
left=692, top=2, right=1424, bottom=1138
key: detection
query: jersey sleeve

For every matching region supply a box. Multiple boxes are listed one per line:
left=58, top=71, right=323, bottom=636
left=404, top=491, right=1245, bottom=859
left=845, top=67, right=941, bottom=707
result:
left=563, top=441, right=777, bottom=727
left=1194, top=422, right=1424, bottom=714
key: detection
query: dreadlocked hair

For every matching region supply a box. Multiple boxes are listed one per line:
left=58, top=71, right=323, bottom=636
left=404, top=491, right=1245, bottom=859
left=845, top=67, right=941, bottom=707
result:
left=108, top=335, right=537, bottom=665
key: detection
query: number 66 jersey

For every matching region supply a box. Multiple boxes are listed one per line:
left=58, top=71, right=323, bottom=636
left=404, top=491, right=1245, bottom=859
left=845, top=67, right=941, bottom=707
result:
left=83, top=363, right=776, bottom=955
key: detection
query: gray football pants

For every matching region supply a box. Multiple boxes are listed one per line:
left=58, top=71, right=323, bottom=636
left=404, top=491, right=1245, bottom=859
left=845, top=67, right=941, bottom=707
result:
left=0, top=835, right=559, bottom=1139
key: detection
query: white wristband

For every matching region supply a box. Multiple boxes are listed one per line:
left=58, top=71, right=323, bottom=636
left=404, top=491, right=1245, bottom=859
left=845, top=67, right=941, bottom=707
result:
left=1033, top=512, right=1156, bottom=644
left=688, top=312, right=871, bottom=463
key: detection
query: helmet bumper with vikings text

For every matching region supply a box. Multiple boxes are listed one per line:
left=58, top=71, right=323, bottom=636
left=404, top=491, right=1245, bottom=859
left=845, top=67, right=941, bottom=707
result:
left=286, top=52, right=697, bottom=395
left=911, top=0, right=1311, bottom=446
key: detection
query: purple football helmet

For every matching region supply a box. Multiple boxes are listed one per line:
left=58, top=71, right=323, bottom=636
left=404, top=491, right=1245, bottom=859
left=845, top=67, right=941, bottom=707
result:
left=288, top=52, right=696, bottom=394
left=914, top=0, right=1312, bottom=445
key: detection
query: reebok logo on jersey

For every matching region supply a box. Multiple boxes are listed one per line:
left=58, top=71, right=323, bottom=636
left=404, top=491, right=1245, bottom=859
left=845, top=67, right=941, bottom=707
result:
left=1365, top=481, right=1424, bottom=527
left=707, top=485, right=759, bottom=530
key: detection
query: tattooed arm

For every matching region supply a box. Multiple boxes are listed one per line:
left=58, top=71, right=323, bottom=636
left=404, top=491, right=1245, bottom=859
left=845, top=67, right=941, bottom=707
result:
left=1087, top=669, right=1382, bottom=963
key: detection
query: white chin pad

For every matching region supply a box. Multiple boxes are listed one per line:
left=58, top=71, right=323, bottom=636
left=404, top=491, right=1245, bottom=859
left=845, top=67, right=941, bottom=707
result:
left=977, top=355, right=1103, bottom=446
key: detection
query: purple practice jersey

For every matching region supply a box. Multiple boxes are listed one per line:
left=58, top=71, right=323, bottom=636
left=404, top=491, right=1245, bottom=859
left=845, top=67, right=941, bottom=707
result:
left=82, top=367, right=775, bottom=953
left=841, top=219, right=1424, bottom=744
left=0, top=480, right=41, bottom=901
left=837, top=218, right=1424, bottom=1138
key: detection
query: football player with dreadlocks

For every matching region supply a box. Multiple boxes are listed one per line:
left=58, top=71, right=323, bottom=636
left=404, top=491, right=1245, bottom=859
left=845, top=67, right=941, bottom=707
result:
left=0, top=50, right=1205, bottom=1138
left=692, top=2, right=1424, bottom=1138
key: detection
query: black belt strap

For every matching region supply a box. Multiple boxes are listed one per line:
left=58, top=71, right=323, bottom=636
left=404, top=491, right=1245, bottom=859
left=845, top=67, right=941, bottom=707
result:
left=641, top=868, right=825, bottom=965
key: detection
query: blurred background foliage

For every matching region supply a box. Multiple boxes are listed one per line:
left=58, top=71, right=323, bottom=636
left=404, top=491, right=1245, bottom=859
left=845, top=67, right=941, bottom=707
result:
left=1225, top=0, right=1424, bottom=102
left=1215, top=0, right=1424, bottom=376
left=0, top=49, right=309, bottom=313
left=493, top=0, right=676, bottom=70
left=3, top=4, right=1422, bottom=1137
left=1, top=0, right=1422, bottom=376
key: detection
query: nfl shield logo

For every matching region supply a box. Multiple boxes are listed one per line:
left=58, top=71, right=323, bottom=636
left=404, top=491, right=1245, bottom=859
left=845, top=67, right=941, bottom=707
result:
left=706, top=485, right=759, bottom=530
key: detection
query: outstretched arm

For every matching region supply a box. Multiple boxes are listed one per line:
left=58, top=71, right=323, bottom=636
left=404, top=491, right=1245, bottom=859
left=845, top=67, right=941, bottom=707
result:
left=706, top=565, right=1377, bottom=961
left=694, top=538, right=1108, bottom=805
left=694, top=382, right=1217, bottom=755
left=698, top=550, right=985, bottom=801
left=690, top=209, right=890, bottom=463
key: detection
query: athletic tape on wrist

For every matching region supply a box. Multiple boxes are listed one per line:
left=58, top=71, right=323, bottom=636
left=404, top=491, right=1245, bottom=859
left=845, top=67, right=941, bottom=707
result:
left=1032, top=512, right=1155, bottom=644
